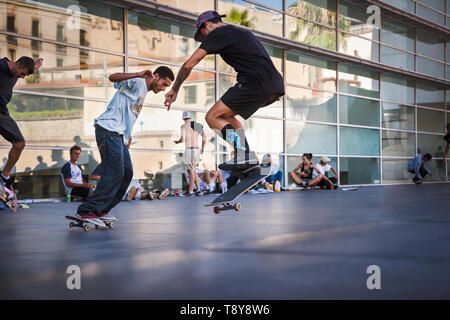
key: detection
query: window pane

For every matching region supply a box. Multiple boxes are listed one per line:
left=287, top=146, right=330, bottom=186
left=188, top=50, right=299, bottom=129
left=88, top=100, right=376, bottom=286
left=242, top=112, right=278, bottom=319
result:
left=339, top=157, right=380, bottom=184
left=152, top=0, right=214, bottom=14
left=243, top=118, right=283, bottom=154
left=419, top=0, right=445, bottom=12
left=339, top=1, right=380, bottom=41
left=128, top=59, right=215, bottom=110
left=417, top=133, right=447, bottom=156
left=286, top=0, right=337, bottom=28
left=417, top=108, right=445, bottom=133
left=381, top=74, right=415, bottom=105
left=381, top=46, right=414, bottom=71
left=286, top=87, right=337, bottom=122
left=339, top=95, right=380, bottom=127
left=382, top=159, right=411, bottom=183
left=380, top=0, right=415, bottom=13
left=417, top=29, right=445, bottom=61
left=417, top=57, right=445, bottom=79
left=286, top=16, right=336, bottom=50
left=382, top=103, right=415, bottom=131
left=219, top=0, right=283, bottom=37
left=0, top=0, right=124, bottom=53
left=382, top=19, right=415, bottom=52
left=286, top=52, right=337, bottom=90
left=338, top=64, right=380, bottom=98
left=417, top=4, right=445, bottom=25
left=417, top=83, right=445, bottom=109
left=340, top=127, right=380, bottom=156
left=127, top=13, right=214, bottom=70
left=2, top=36, right=123, bottom=101
left=286, top=122, right=337, bottom=155
left=338, top=32, right=379, bottom=62
left=382, top=131, right=415, bottom=157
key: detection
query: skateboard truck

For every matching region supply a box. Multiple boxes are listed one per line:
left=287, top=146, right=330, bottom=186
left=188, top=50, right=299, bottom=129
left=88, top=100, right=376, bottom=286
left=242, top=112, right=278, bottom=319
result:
left=213, top=202, right=241, bottom=214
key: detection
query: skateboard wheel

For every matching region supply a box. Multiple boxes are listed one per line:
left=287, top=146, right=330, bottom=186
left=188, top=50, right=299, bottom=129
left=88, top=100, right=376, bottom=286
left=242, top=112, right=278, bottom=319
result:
left=214, top=206, right=221, bottom=214
left=69, top=222, right=75, bottom=228
left=109, top=222, right=115, bottom=229
left=84, top=225, right=89, bottom=232
left=234, top=203, right=241, bottom=211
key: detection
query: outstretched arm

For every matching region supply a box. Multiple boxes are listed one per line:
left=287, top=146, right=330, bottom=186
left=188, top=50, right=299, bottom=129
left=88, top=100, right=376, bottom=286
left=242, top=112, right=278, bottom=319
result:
left=165, top=48, right=207, bottom=110
left=109, top=70, right=153, bottom=83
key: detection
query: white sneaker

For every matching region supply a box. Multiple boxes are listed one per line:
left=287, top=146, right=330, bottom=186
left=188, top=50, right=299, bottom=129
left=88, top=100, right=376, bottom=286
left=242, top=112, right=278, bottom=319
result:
left=266, top=188, right=274, bottom=193
left=287, top=183, right=298, bottom=191
left=249, top=189, right=258, bottom=194
left=257, top=188, right=268, bottom=194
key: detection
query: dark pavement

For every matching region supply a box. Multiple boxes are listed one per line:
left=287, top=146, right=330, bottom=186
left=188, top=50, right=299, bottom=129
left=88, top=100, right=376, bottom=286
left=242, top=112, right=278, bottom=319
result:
left=0, top=184, right=449, bottom=299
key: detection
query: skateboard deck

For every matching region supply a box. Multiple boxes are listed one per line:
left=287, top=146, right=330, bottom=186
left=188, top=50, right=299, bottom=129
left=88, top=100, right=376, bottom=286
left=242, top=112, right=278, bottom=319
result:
left=0, top=182, right=18, bottom=213
left=206, top=166, right=270, bottom=214
left=65, top=215, right=116, bottom=231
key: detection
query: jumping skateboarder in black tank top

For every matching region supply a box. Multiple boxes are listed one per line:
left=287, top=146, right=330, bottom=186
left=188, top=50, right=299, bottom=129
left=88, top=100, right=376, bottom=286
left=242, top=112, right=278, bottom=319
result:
left=164, top=10, right=285, bottom=171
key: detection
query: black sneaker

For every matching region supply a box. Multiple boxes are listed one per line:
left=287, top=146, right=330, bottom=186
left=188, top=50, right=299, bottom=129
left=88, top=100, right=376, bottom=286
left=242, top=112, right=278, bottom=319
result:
left=182, top=191, right=194, bottom=197
left=219, top=151, right=259, bottom=172
left=0, top=173, right=13, bottom=190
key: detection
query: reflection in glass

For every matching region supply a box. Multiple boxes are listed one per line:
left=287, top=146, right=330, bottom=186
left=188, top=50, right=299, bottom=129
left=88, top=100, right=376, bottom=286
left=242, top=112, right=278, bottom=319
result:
left=421, top=156, right=447, bottom=181
left=417, top=4, right=445, bottom=26
left=286, top=122, right=337, bottom=155
left=339, top=95, right=379, bottom=127
left=2, top=36, right=123, bottom=101
left=416, top=83, right=445, bottom=109
left=380, top=0, right=415, bottom=13
left=286, top=0, right=337, bottom=28
left=382, top=19, right=415, bottom=52
left=381, top=75, right=415, bottom=105
left=382, top=46, right=414, bottom=71
left=338, top=32, right=379, bottom=62
left=417, top=108, right=445, bottom=133
left=382, top=131, right=415, bottom=157
left=218, top=0, right=283, bottom=37
left=286, top=52, right=337, bottom=90
left=417, top=57, right=445, bottom=79
left=286, top=15, right=336, bottom=50
left=340, top=127, right=380, bottom=156
left=152, top=0, right=214, bottom=14
left=417, top=133, right=447, bottom=156
left=129, top=59, right=215, bottom=110
left=382, top=159, right=411, bottom=183
left=382, top=103, right=415, bottom=131
left=286, top=87, right=336, bottom=123
left=417, top=29, right=445, bottom=61
left=0, top=0, right=124, bottom=53
left=339, top=157, right=380, bottom=185
left=127, top=13, right=214, bottom=70
left=338, top=64, right=380, bottom=98
left=338, top=1, right=379, bottom=41
left=419, top=0, right=445, bottom=12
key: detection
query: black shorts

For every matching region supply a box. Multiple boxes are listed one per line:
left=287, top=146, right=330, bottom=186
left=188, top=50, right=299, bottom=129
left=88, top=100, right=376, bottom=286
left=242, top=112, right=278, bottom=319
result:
left=0, top=110, right=25, bottom=143
left=221, top=83, right=284, bottom=120
left=70, top=187, right=90, bottom=199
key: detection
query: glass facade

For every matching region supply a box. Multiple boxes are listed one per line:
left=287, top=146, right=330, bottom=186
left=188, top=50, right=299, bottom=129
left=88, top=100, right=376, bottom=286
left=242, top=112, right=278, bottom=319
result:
left=0, top=0, right=448, bottom=199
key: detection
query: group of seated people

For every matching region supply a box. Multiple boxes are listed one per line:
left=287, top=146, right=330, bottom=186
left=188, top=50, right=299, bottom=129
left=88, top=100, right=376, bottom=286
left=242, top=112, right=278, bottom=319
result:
left=288, top=153, right=338, bottom=190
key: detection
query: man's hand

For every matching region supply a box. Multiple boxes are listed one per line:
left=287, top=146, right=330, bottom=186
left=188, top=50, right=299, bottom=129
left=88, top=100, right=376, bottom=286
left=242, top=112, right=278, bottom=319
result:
left=137, top=70, right=153, bottom=78
left=34, top=58, right=43, bottom=69
left=165, top=89, right=178, bottom=110
left=84, top=182, right=93, bottom=189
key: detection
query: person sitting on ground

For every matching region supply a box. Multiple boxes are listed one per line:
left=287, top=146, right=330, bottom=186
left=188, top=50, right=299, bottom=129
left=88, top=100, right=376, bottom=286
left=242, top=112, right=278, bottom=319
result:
left=199, top=169, right=228, bottom=194
left=408, top=153, right=432, bottom=183
left=260, top=154, right=283, bottom=191
left=288, top=153, right=317, bottom=189
left=313, top=156, right=338, bottom=190
left=90, top=162, right=169, bottom=200
left=61, top=145, right=95, bottom=201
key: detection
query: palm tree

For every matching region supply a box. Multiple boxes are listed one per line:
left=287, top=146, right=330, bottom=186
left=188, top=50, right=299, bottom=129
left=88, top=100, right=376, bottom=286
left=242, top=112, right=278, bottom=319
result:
left=224, top=8, right=256, bottom=28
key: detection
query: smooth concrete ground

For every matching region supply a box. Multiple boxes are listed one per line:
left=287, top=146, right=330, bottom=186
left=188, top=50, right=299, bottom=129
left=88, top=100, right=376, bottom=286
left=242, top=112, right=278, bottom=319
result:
left=0, top=184, right=449, bottom=299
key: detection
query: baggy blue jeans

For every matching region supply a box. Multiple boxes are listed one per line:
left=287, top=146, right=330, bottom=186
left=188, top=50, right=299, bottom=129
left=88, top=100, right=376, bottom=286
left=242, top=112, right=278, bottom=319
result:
left=77, top=125, right=133, bottom=214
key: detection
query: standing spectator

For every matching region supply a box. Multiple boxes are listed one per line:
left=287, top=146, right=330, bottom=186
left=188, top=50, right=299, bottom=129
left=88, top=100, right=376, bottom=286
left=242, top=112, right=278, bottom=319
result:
left=61, top=145, right=94, bottom=200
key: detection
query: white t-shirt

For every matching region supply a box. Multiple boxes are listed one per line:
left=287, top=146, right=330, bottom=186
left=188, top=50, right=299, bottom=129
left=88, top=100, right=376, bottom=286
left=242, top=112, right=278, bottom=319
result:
left=61, top=162, right=83, bottom=194
left=312, top=163, right=331, bottom=179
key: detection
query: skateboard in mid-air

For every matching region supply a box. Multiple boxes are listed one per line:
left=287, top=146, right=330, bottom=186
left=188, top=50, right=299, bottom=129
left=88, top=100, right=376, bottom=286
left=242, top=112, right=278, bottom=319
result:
left=0, top=181, right=18, bottom=213
left=65, top=215, right=117, bottom=231
left=206, top=165, right=270, bottom=214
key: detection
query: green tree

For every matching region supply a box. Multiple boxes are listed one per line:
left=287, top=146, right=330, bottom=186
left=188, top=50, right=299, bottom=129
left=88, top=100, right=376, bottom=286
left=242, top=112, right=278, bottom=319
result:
left=224, top=8, right=256, bottom=28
